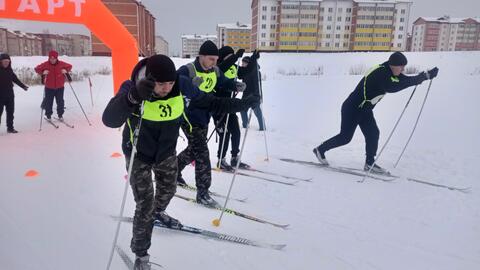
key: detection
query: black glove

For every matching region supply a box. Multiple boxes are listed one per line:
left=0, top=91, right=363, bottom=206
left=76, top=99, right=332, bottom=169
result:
left=426, top=67, right=439, bottom=80
left=235, top=49, right=245, bottom=58
left=65, top=73, right=72, bottom=82
left=129, top=77, right=155, bottom=104
left=251, top=50, right=260, bottom=61
left=236, top=81, right=246, bottom=92
left=23, top=86, right=29, bottom=91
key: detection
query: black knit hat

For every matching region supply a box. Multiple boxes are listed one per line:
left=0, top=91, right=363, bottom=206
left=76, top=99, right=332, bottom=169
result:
left=388, top=52, right=408, bottom=66
left=218, top=46, right=234, bottom=61
left=0, top=53, right=11, bottom=60
left=145, top=54, right=177, bottom=82
left=199, top=40, right=219, bottom=56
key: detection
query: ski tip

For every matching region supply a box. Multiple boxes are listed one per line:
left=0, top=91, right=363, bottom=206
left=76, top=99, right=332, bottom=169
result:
left=273, top=244, right=287, bottom=250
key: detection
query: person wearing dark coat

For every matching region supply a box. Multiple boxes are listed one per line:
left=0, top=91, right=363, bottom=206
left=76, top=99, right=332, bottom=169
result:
left=313, top=52, right=439, bottom=174
left=0, top=53, right=28, bottom=133
left=213, top=46, right=259, bottom=170
left=239, top=55, right=265, bottom=130
left=102, top=54, right=257, bottom=269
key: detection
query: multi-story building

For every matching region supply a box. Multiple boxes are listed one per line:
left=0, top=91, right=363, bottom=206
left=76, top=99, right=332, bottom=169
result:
left=0, top=29, right=43, bottom=56
left=155, top=35, right=169, bottom=55
left=411, top=16, right=480, bottom=52
left=217, top=22, right=252, bottom=52
left=181, top=34, right=218, bottom=58
left=34, top=33, right=74, bottom=56
left=251, top=0, right=412, bottom=52
left=91, top=0, right=156, bottom=56
left=66, top=34, right=91, bottom=56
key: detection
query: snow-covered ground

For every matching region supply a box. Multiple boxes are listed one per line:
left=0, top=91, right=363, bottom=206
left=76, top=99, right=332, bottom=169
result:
left=0, top=52, right=479, bottom=270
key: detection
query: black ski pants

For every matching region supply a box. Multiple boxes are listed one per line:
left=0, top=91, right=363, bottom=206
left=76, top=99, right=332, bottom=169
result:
left=318, top=101, right=379, bottom=165
left=213, top=113, right=241, bottom=159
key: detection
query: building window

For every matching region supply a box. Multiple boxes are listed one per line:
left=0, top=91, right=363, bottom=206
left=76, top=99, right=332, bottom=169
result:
left=401, top=9, right=405, bottom=14
left=399, top=26, right=404, bottom=31
left=398, top=34, right=403, bottom=39
left=261, top=24, right=266, bottom=29
left=262, top=6, right=267, bottom=11
left=397, top=43, right=402, bottom=48
left=326, top=25, right=331, bottom=30
left=345, top=25, right=350, bottom=30
left=346, top=17, right=351, bottom=22
left=337, top=16, right=342, bottom=22
left=400, top=18, right=405, bottom=22
left=261, top=33, right=266, bottom=38
left=328, top=8, right=333, bottom=12
left=272, top=15, right=276, bottom=20
left=335, top=43, right=340, bottom=47
left=262, top=15, right=266, bottom=20
left=270, top=33, right=275, bottom=38
left=261, top=42, right=266, bottom=46
left=335, top=34, right=340, bottom=39
left=346, top=8, right=352, bottom=13
left=271, top=6, right=276, bottom=11
left=326, top=42, right=330, bottom=47
left=336, top=26, right=341, bottom=30
left=326, top=34, right=331, bottom=38
left=270, top=42, right=275, bottom=46
left=327, top=16, right=332, bottom=21
left=270, top=24, right=276, bottom=29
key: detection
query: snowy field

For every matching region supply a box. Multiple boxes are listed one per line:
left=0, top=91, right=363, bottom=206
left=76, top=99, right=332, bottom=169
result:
left=0, top=52, right=479, bottom=270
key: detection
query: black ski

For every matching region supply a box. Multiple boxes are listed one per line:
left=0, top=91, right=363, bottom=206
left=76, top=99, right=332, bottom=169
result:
left=178, top=184, right=247, bottom=203
left=113, top=216, right=286, bottom=250
left=174, top=194, right=289, bottom=229
left=44, top=117, right=59, bottom=129
left=241, top=167, right=313, bottom=182
left=213, top=168, right=297, bottom=186
left=407, top=177, right=471, bottom=193
left=279, top=158, right=395, bottom=182
left=54, top=117, right=74, bottom=128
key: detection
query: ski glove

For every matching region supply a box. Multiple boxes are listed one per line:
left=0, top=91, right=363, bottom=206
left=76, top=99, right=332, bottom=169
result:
left=251, top=50, right=260, bottom=61
left=23, top=86, right=29, bottom=91
left=426, top=67, right=439, bottom=80
left=129, top=77, right=156, bottom=104
left=65, top=73, right=72, bottom=82
left=192, top=76, right=204, bottom=87
left=236, top=49, right=245, bottom=58
left=236, top=81, right=247, bottom=92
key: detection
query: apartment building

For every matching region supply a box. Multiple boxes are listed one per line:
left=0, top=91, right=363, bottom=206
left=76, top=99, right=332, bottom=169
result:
left=217, top=22, right=252, bottom=52
left=91, top=0, right=156, bottom=56
left=181, top=34, right=218, bottom=58
left=251, top=0, right=412, bottom=52
left=411, top=16, right=480, bottom=51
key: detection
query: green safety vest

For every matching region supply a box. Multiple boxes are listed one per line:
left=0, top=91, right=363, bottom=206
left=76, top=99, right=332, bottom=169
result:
left=187, top=63, right=218, bottom=93
left=127, top=94, right=185, bottom=143
left=359, top=64, right=400, bottom=108
left=224, top=65, right=238, bottom=79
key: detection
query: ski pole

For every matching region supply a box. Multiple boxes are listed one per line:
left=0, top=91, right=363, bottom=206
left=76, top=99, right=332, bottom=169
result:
left=39, top=89, right=45, bottom=131
left=257, top=63, right=270, bottom=161
left=359, top=84, right=419, bottom=183
left=65, top=74, right=92, bottom=126
left=212, top=108, right=254, bottom=227
left=394, top=79, right=434, bottom=168
left=88, top=77, right=94, bottom=108
left=106, top=102, right=146, bottom=270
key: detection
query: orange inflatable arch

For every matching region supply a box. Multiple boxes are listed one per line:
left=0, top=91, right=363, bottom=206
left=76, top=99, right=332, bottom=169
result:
left=0, top=0, right=139, bottom=93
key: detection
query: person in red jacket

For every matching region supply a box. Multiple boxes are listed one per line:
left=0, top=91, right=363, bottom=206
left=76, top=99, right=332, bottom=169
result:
left=35, top=50, right=72, bottom=120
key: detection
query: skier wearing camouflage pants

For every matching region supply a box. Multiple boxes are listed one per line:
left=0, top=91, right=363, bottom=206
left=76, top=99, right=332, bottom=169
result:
left=176, top=40, right=247, bottom=208
left=102, top=54, right=258, bottom=269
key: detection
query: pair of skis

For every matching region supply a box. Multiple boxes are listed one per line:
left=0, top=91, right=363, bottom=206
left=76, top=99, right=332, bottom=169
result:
left=213, top=166, right=312, bottom=186
left=174, top=194, right=289, bottom=229
left=280, top=157, right=470, bottom=193
left=43, top=117, right=74, bottom=129
left=113, top=216, right=286, bottom=251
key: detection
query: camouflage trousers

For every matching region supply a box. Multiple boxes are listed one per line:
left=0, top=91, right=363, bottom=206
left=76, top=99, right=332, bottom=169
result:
left=125, top=154, right=178, bottom=256
left=177, top=122, right=212, bottom=192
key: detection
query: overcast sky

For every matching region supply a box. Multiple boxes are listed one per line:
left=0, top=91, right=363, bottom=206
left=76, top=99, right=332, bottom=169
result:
left=1, top=0, right=479, bottom=55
